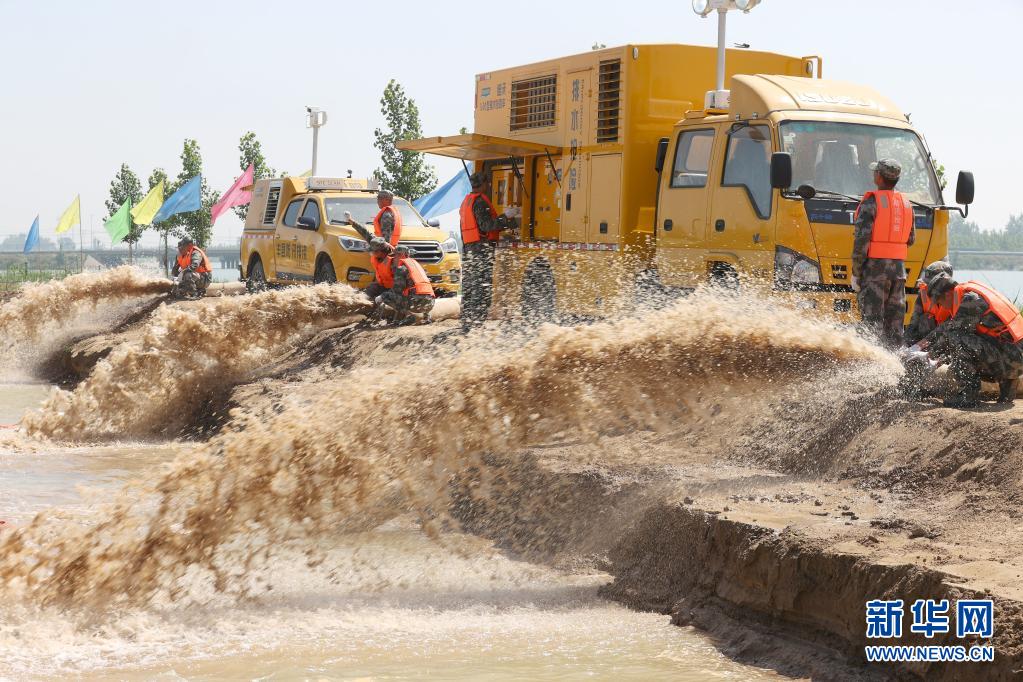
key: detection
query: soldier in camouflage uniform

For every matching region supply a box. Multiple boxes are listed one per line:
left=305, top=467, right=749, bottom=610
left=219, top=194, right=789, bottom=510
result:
left=904, top=260, right=954, bottom=346
left=171, top=237, right=212, bottom=299
left=460, top=173, right=504, bottom=332
left=851, top=159, right=915, bottom=349
left=377, top=245, right=435, bottom=326
left=923, top=274, right=1023, bottom=407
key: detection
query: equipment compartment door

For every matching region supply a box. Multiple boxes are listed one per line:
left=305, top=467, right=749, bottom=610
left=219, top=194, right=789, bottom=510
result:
left=531, top=155, right=562, bottom=241
left=561, top=69, right=590, bottom=243
left=587, top=154, right=621, bottom=244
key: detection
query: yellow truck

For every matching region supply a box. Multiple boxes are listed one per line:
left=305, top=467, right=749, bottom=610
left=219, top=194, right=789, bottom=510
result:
left=239, top=176, right=461, bottom=295
left=399, top=43, right=973, bottom=320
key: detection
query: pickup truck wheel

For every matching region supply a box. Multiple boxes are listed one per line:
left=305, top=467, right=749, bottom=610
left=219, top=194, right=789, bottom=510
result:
left=246, top=257, right=267, bottom=294
left=521, top=257, right=556, bottom=324
left=315, top=257, right=337, bottom=284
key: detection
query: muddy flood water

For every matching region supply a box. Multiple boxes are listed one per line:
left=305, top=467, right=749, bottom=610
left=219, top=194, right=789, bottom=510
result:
left=0, top=382, right=782, bottom=680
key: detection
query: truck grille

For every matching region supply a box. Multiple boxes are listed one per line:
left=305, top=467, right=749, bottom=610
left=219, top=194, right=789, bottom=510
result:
left=398, top=240, right=443, bottom=264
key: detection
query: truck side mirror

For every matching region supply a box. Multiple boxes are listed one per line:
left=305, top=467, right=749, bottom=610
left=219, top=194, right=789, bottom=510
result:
left=428, top=218, right=441, bottom=227
left=655, top=138, right=669, bottom=173
left=297, top=216, right=318, bottom=229
left=770, top=152, right=793, bottom=189
left=956, top=171, right=975, bottom=205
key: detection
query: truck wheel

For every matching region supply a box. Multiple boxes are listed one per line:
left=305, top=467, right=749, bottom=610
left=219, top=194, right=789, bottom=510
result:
left=709, top=262, right=739, bottom=290
left=315, top=257, right=337, bottom=284
left=521, top=257, right=556, bottom=324
left=246, top=257, right=267, bottom=294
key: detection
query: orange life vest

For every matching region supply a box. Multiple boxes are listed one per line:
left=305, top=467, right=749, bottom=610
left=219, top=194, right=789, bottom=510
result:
left=373, top=205, right=402, bottom=247
left=371, top=253, right=394, bottom=289
left=177, top=245, right=212, bottom=274
left=918, top=282, right=953, bottom=325
left=396, top=256, right=435, bottom=298
left=459, top=192, right=498, bottom=244
left=857, top=190, right=914, bottom=260
left=952, top=281, right=1023, bottom=343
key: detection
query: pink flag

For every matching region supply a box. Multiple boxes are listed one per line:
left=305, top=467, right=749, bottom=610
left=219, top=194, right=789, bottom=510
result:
left=211, top=163, right=255, bottom=225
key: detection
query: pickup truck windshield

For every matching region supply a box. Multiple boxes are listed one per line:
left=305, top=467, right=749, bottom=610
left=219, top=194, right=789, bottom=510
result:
left=779, top=121, right=941, bottom=205
left=323, top=197, right=428, bottom=226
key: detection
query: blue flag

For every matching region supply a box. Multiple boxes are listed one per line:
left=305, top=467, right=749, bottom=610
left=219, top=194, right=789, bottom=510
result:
left=22, top=215, right=40, bottom=254
left=153, top=175, right=202, bottom=224
left=413, top=170, right=471, bottom=219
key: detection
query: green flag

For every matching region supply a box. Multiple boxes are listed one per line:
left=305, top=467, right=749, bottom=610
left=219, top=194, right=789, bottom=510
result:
left=104, top=199, right=131, bottom=244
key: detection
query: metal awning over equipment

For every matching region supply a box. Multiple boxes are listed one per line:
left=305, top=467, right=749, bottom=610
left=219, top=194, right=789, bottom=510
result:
left=397, top=133, right=561, bottom=161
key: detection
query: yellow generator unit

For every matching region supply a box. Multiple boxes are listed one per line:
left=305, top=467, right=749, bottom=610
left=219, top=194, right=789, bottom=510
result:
left=400, top=44, right=816, bottom=318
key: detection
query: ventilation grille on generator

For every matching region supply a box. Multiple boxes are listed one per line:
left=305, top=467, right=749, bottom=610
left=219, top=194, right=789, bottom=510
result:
left=510, top=74, right=557, bottom=131
left=262, top=185, right=282, bottom=225
left=597, top=59, right=622, bottom=143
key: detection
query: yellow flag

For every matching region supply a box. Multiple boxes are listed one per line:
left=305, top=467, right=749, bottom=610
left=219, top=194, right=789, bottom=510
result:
left=299, top=169, right=312, bottom=177
left=131, top=180, right=165, bottom=225
left=54, top=195, right=80, bottom=234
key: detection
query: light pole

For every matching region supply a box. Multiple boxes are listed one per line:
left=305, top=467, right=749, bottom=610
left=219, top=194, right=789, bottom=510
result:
left=306, top=107, right=328, bottom=176
left=692, top=0, right=762, bottom=109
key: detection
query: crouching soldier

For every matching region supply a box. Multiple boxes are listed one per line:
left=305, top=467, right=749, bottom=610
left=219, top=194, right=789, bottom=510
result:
left=377, top=245, right=436, bottom=326
left=923, top=274, right=1023, bottom=407
left=171, top=237, right=212, bottom=299
left=904, top=260, right=954, bottom=346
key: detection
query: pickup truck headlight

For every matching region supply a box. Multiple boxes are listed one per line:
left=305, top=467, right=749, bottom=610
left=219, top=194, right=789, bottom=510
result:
left=338, top=236, right=369, bottom=252
left=774, top=246, right=821, bottom=289
left=441, top=237, right=458, bottom=254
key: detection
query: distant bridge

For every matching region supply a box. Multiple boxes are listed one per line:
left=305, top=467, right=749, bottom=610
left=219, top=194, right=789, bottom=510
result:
left=7, top=247, right=241, bottom=270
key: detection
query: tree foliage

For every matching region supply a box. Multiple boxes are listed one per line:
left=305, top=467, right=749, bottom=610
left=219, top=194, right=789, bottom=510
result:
left=373, top=79, right=437, bottom=201
left=105, top=163, right=145, bottom=246
left=949, top=213, right=1023, bottom=269
left=235, top=131, right=277, bottom=220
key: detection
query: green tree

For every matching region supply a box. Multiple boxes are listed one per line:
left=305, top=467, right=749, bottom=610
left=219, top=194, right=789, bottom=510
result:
left=235, top=131, right=277, bottom=220
left=105, top=163, right=144, bottom=260
left=167, top=139, right=219, bottom=248
left=373, top=79, right=437, bottom=201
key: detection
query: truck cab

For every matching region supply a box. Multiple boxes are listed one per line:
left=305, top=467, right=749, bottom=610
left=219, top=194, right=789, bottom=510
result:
left=240, top=176, right=461, bottom=295
left=654, top=74, right=965, bottom=318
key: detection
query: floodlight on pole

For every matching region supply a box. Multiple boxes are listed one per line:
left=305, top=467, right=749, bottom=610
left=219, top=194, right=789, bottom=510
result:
left=691, top=0, right=763, bottom=109
left=306, top=106, right=328, bottom=176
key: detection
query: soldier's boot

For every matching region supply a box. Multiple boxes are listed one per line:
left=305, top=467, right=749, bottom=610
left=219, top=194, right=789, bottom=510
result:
left=395, top=314, right=418, bottom=327
left=944, top=375, right=981, bottom=409
left=421, top=311, right=433, bottom=325
left=997, top=378, right=1019, bottom=404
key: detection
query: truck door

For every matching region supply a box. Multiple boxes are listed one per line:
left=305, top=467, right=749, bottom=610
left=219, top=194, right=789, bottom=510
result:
left=654, top=127, right=716, bottom=287
left=293, top=198, right=322, bottom=280
left=275, top=197, right=305, bottom=280
left=707, top=123, right=775, bottom=277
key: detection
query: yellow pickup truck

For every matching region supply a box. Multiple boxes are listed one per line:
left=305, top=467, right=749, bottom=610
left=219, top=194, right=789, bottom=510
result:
left=239, top=176, right=461, bottom=295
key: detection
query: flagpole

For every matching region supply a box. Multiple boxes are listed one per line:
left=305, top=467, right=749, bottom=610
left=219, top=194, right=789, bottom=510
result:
left=78, top=195, right=84, bottom=274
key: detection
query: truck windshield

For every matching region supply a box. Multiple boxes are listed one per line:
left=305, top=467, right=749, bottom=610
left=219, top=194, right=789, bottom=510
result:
left=779, top=121, right=941, bottom=205
left=323, top=197, right=428, bottom=226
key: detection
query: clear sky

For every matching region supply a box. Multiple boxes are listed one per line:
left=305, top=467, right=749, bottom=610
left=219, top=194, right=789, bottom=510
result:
left=0, top=0, right=1017, bottom=247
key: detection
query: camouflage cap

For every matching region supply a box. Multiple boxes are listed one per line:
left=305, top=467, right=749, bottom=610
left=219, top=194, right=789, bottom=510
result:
left=919, top=260, right=953, bottom=287
left=469, top=172, right=487, bottom=189
left=177, top=237, right=194, bottom=248
left=870, top=158, right=902, bottom=180
left=927, top=273, right=958, bottom=297
left=369, top=237, right=392, bottom=253
left=377, top=189, right=394, bottom=201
